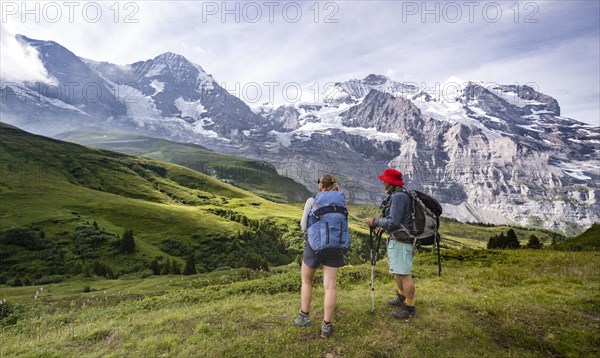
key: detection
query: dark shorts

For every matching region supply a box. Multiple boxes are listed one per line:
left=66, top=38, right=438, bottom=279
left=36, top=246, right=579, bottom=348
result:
left=302, top=244, right=345, bottom=269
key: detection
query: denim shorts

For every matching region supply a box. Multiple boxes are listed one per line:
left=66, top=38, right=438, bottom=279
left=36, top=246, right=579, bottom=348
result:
left=302, top=244, right=345, bottom=269
left=387, top=240, right=414, bottom=275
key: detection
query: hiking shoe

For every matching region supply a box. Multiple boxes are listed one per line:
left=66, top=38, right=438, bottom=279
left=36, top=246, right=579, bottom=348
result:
left=294, top=311, right=311, bottom=327
left=320, top=322, right=333, bottom=339
left=391, top=305, right=416, bottom=319
left=388, top=294, right=406, bottom=307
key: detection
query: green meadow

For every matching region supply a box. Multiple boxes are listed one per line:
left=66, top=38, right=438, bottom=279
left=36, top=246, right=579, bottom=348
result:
left=1, top=250, right=598, bottom=357
left=1, top=122, right=599, bottom=357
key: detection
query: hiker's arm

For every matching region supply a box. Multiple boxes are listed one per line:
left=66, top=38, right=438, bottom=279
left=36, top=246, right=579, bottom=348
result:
left=374, top=193, right=409, bottom=230
left=300, top=198, right=314, bottom=232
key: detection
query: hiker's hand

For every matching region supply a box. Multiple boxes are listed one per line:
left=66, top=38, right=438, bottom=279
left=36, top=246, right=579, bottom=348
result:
left=365, top=218, right=375, bottom=227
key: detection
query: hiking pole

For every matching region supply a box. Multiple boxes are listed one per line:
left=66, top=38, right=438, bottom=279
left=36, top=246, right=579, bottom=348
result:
left=437, top=233, right=442, bottom=277
left=369, top=226, right=375, bottom=313
left=369, top=227, right=383, bottom=313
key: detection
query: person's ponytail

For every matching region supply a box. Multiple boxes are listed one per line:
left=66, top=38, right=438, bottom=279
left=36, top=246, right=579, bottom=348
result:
left=320, top=174, right=339, bottom=191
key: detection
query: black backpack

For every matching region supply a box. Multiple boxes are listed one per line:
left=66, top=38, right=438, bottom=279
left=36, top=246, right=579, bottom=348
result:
left=404, top=190, right=442, bottom=245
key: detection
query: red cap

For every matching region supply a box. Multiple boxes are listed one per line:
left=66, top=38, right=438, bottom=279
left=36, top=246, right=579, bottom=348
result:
left=377, top=168, right=405, bottom=186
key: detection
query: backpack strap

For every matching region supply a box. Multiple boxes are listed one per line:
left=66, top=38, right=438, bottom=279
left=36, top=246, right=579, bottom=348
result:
left=312, top=199, right=319, bottom=210
left=312, top=205, right=348, bottom=219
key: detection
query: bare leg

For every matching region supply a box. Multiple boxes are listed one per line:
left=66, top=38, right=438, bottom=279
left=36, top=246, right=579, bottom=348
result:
left=394, top=274, right=404, bottom=294
left=395, top=274, right=415, bottom=302
left=301, top=261, right=317, bottom=314
left=322, top=265, right=339, bottom=323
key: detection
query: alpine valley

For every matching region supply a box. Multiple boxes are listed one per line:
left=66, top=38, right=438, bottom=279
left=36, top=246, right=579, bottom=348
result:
left=2, top=35, right=599, bottom=233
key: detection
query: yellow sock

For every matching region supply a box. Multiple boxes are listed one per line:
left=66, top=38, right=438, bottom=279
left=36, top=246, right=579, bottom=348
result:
left=405, top=299, right=415, bottom=307
left=397, top=289, right=405, bottom=296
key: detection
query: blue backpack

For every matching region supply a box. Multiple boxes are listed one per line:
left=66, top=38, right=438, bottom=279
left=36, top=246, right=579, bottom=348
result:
left=306, top=191, right=351, bottom=252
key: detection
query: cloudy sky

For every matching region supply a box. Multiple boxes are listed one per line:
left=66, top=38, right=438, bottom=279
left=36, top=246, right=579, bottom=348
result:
left=2, top=0, right=599, bottom=125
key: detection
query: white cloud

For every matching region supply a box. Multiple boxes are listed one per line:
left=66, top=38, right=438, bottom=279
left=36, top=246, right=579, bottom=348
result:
left=458, top=36, right=600, bottom=123
left=0, top=23, right=53, bottom=83
left=1, top=0, right=598, bottom=125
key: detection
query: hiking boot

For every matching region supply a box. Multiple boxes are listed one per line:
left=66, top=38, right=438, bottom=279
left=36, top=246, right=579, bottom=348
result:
left=294, top=311, right=311, bottom=327
left=391, top=305, right=416, bottom=319
left=320, top=322, right=333, bottom=339
left=388, top=293, right=406, bottom=307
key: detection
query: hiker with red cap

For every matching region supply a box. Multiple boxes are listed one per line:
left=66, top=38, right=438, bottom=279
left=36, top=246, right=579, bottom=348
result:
left=364, top=168, right=417, bottom=319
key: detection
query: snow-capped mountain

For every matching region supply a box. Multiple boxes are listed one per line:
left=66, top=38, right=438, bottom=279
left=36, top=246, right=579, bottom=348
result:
left=2, top=35, right=598, bottom=232
left=83, top=52, right=270, bottom=141
left=1, top=35, right=269, bottom=142
left=323, top=74, right=418, bottom=105
left=1, top=35, right=127, bottom=135
left=263, top=75, right=599, bottom=229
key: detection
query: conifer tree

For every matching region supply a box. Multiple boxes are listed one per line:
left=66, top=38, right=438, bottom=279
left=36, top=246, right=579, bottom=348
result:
left=506, top=229, right=520, bottom=249
left=149, top=259, right=160, bottom=275
left=161, top=260, right=170, bottom=275
left=120, top=229, right=136, bottom=254
left=171, top=260, right=181, bottom=275
left=526, top=235, right=543, bottom=249
left=183, top=255, right=197, bottom=275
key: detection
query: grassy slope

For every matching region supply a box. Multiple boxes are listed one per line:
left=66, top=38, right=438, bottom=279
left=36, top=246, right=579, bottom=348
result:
left=552, top=223, right=600, bottom=251
left=0, top=250, right=598, bottom=357
left=54, top=126, right=311, bottom=203
left=0, top=122, right=303, bottom=272
left=2, top=123, right=599, bottom=356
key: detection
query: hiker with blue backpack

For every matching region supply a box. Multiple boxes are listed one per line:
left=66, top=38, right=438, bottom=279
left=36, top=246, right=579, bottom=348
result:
left=294, top=174, right=350, bottom=339
left=365, top=168, right=417, bottom=319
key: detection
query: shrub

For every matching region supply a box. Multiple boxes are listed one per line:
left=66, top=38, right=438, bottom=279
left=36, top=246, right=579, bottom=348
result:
left=8, top=276, right=22, bottom=287
left=159, top=239, right=192, bottom=257
left=72, top=225, right=116, bottom=259
left=214, top=266, right=233, bottom=272
left=92, top=262, right=114, bottom=278
left=0, top=227, right=51, bottom=250
left=35, top=275, right=64, bottom=285
left=0, top=301, right=27, bottom=326
left=120, top=269, right=153, bottom=279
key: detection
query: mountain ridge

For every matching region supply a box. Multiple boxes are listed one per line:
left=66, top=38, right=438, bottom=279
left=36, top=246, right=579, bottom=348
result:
left=2, top=35, right=598, bottom=233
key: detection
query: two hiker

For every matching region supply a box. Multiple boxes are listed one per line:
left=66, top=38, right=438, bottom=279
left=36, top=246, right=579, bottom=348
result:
left=295, top=169, right=416, bottom=338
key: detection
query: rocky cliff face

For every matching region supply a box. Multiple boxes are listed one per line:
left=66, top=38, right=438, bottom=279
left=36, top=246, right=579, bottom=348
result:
left=262, top=76, right=599, bottom=231
left=2, top=36, right=598, bottom=232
